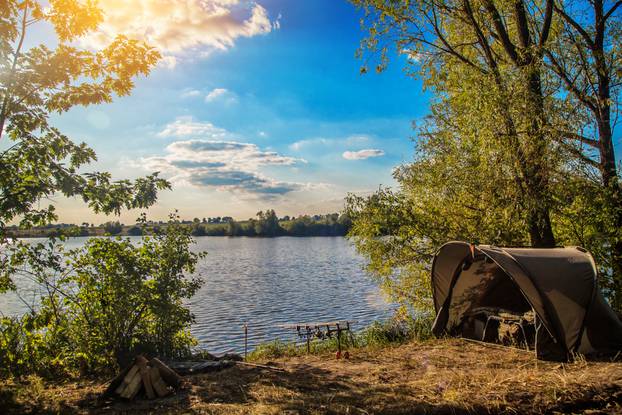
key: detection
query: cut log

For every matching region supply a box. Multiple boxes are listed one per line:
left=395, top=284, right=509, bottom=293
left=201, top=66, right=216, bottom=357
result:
left=149, top=367, right=170, bottom=397
left=136, top=356, right=155, bottom=399
left=120, top=367, right=143, bottom=399
left=150, top=358, right=182, bottom=388
left=103, top=363, right=133, bottom=398
left=114, top=364, right=140, bottom=396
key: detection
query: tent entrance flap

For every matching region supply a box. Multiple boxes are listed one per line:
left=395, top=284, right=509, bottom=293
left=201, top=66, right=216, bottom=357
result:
left=444, top=257, right=535, bottom=347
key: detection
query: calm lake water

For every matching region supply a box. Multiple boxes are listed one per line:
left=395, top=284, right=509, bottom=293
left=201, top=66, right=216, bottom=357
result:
left=0, top=237, right=395, bottom=354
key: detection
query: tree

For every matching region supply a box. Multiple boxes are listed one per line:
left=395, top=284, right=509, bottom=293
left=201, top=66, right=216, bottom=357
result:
left=348, top=0, right=622, bottom=312
left=345, top=110, right=532, bottom=313
left=190, top=223, right=206, bottom=236
left=0, top=0, right=169, bottom=292
left=545, top=0, right=621, bottom=187
left=352, top=0, right=562, bottom=248
left=0, top=0, right=167, bottom=232
left=284, top=215, right=312, bottom=236
left=0, top=1, right=190, bottom=377
left=226, top=219, right=241, bottom=236
left=103, top=220, right=123, bottom=235
left=1, top=215, right=204, bottom=374
left=254, top=210, right=282, bottom=237
left=127, top=225, right=143, bottom=236
left=543, top=0, right=622, bottom=307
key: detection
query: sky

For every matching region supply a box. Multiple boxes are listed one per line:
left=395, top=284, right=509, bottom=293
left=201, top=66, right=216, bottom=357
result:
left=43, top=0, right=429, bottom=224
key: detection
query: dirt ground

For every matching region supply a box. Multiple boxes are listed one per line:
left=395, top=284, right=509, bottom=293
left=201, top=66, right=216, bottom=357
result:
left=2, top=338, right=622, bottom=414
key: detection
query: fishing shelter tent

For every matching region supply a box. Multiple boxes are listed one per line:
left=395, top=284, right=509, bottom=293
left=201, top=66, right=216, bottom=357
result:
left=431, top=241, right=622, bottom=360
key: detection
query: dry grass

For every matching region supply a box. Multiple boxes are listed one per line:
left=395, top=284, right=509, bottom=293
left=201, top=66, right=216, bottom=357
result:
left=2, top=338, right=621, bottom=414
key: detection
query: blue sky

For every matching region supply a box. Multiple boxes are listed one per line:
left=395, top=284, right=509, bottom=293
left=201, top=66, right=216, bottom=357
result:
left=47, top=0, right=429, bottom=223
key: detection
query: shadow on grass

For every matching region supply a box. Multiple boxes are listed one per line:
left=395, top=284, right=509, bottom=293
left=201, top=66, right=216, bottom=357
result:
left=76, top=364, right=494, bottom=415
left=3, top=339, right=622, bottom=414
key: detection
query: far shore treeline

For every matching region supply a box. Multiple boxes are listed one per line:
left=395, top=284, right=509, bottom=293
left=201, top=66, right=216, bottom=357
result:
left=6, top=210, right=353, bottom=238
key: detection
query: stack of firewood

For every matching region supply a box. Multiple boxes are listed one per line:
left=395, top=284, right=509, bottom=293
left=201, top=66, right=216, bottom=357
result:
left=104, top=356, right=183, bottom=400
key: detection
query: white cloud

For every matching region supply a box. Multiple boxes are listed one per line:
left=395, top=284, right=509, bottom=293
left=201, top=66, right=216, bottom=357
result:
left=288, top=135, right=372, bottom=152
left=289, top=138, right=331, bottom=151
left=205, top=88, right=237, bottom=104
left=205, top=88, right=228, bottom=101
left=158, top=55, right=178, bottom=69
left=157, top=117, right=231, bottom=139
left=180, top=89, right=202, bottom=98
left=141, top=119, right=310, bottom=197
left=161, top=140, right=302, bottom=167
left=345, top=135, right=372, bottom=145
left=82, top=1, right=277, bottom=57
left=342, top=149, right=385, bottom=160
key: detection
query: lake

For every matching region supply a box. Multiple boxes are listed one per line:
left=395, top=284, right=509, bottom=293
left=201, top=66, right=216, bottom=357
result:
left=0, top=237, right=395, bottom=354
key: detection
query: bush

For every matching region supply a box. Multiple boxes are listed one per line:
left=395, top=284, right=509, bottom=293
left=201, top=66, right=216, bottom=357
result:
left=0, top=215, right=205, bottom=377
left=358, top=313, right=434, bottom=347
left=190, top=224, right=206, bottom=236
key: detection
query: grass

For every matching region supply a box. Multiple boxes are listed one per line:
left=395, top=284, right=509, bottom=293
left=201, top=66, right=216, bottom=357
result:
left=2, top=337, right=621, bottom=414
left=1, top=316, right=620, bottom=414
left=2, top=319, right=621, bottom=414
left=247, top=315, right=434, bottom=361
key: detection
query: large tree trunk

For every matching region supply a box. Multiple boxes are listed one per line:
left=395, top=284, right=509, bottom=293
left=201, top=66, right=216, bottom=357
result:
left=525, top=69, right=556, bottom=248
left=593, top=0, right=622, bottom=309
left=597, top=98, right=622, bottom=310
left=493, top=0, right=557, bottom=248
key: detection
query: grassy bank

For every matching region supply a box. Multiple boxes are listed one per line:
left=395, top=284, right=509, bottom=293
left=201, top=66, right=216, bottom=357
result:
left=247, top=316, right=433, bottom=361
left=1, top=336, right=621, bottom=414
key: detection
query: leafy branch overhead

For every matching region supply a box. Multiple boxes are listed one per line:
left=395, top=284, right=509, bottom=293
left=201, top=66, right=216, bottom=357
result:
left=0, top=0, right=169, bottom=233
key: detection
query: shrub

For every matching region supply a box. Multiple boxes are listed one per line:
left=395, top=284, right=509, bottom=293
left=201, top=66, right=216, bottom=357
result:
left=358, top=313, right=434, bottom=347
left=0, top=215, right=205, bottom=377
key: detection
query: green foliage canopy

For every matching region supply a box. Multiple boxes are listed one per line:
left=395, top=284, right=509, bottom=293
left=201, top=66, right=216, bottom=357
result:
left=347, top=0, right=622, bottom=312
left=0, top=0, right=169, bottom=237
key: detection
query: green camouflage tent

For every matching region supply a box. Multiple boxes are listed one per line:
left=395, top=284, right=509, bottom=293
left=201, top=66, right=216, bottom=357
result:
left=431, top=241, right=622, bottom=360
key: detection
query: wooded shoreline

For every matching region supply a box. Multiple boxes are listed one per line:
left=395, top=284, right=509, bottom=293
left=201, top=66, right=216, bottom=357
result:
left=6, top=210, right=353, bottom=239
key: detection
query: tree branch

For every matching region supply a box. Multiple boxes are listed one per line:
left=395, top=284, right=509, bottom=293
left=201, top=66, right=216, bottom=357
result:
left=0, top=2, right=29, bottom=141
left=482, top=0, right=520, bottom=64
left=559, top=131, right=600, bottom=148
left=538, top=0, right=554, bottom=49
left=604, top=1, right=622, bottom=20
left=554, top=2, right=595, bottom=49
left=463, top=0, right=500, bottom=71
left=545, top=50, right=598, bottom=112
left=561, top=142, right=601, bottom=168
left=428, top=7, right=487, bottom=73
left=514, top=0, right=532, bottom=48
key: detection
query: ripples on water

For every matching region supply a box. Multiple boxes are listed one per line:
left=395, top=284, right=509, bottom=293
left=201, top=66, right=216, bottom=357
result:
left=0, top=237, right=395, bottom=354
